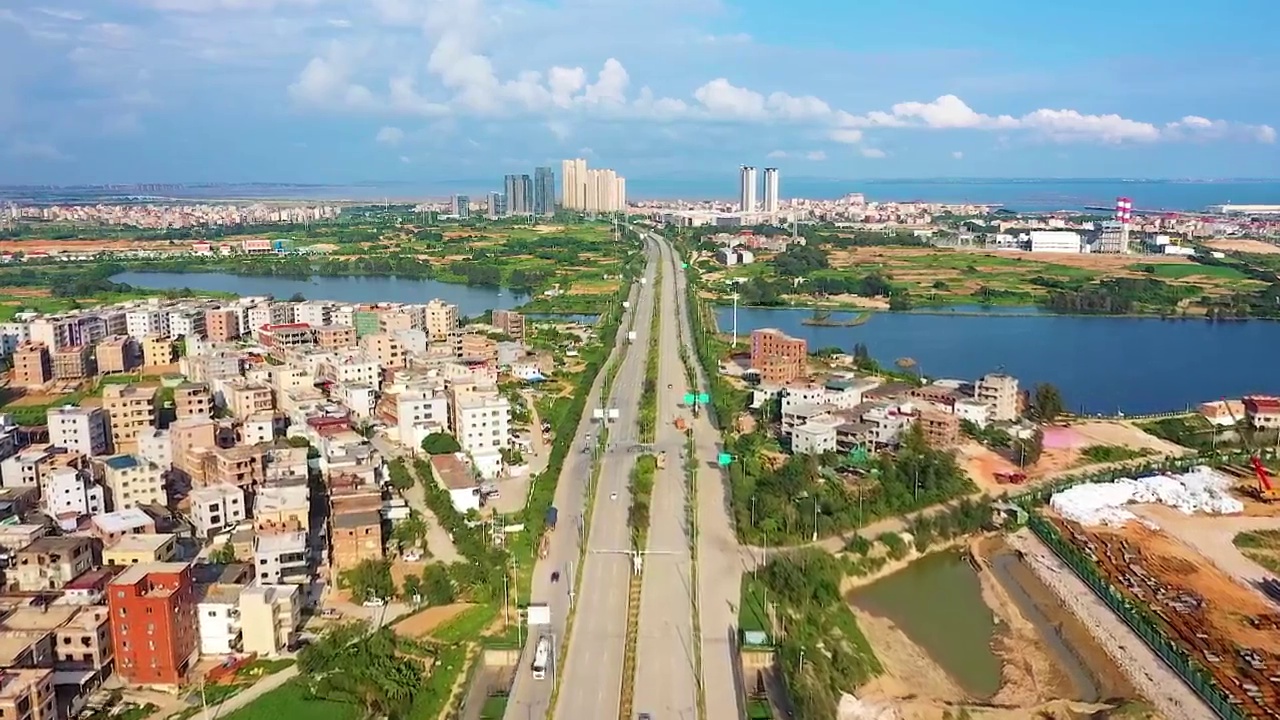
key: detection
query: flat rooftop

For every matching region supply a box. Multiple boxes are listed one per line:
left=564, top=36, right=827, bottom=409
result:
left=92, top=507, right=154, bottom=535
left=102, top=455, right=142, bottom=471
left=0, top=631, right=49, bottom=666
left=195, top=583, right=244, bottom=605
left=0, top=667, right=51, bottom=697
left=429, top=453, right=475, bottom=491
left=19, top=536, right=89, bottom=556
left=110, top=562, right=191, bottom=587
left=332, top=510, right=381, bottom=529
left=0, top=605, right=78, bottom=631
left=105, top=533, right=174, bottom=555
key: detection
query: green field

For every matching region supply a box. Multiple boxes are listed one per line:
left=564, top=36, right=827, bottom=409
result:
left=479, top=695, right=509, bottom=719
left=738, top=575, right=771, bottom=638
left=220, top=680, right=357, bottom=720
left=430, top=604, right=498, bottom=643
left=1133, top=262, right=1250, bottom=280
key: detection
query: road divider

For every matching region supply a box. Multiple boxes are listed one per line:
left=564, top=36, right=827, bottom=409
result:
left=620, top=454, right=657, bottom=720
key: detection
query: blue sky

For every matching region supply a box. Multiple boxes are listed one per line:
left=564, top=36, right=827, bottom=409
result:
left=1, top=0, right=1278, bottom=191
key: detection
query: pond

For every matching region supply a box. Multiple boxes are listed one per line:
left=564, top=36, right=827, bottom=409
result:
left=848, top=550, right=1002, bottom=698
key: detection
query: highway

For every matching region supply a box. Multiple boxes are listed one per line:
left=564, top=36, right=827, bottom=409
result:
left=552, top=235, right=661, bottom=720
left=660, top=230, right=753, bottom=720
left=502, top=238, right=650, bottom=720
left=632, top=236, right=699, bottom=719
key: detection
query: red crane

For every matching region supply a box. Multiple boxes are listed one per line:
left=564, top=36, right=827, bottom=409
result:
left=1222, top=397, right=1279, bottom=501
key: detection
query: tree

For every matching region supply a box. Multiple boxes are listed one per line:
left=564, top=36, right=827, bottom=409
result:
left=1011, top=429, right=1044, bottom=468
left=339, top=559, right=395, bottom=602
left=390, top=511, right=429, bottom=554
left=420, top=432, right=461, bottom=455
left=420, top=564, right=458, bottom=606
left=209, top=542, right=237, bottom=564
left=288, top=292, right=306, bottom=302
left=1032, top=383, right=1065, bottom=421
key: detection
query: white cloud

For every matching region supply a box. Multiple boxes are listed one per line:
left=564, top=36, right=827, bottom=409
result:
left=375, top=126, right=404, bottom=145
left=829, top=128, right=863, bottom=144
left=766, top=150, right=788, bottom=159
left=8, top=140, right=71, bottom=161
left=399, top=155, right=411, bottom=163
left=860, top=148, right=886, bottom=159
left=804, top=150, right=826, bottom=161
left=952, top=151, right=963, bottom=159
left=140, top=0, right=328, bottom=12
left=545, top=121, right=571, bottom=140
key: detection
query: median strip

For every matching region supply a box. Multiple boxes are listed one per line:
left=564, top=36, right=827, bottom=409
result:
left=620, top=454, right=658, bottom=720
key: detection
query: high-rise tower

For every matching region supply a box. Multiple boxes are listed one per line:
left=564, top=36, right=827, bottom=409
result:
left=763, top=168, right=779, bottom=214
left=739, top=166, right=758, bottom=213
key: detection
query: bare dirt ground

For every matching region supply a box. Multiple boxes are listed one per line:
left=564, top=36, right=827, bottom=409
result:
left=391, top=603, right=474, bottom=637
left=1072, top=421, right=1191, bottom=455
left=1130, top=504, right=1280, bottom=591
left=0, top=238, right=204, bottom=254
left=0, top=287, right=53, bottom=298
left=826, top=246, right=1192, bottom=273
left=957, top=442, right=1021, bottom=492
left=852, top=537, right=1136, bottom=719
left=1205, top=238, right=1280, bottom=254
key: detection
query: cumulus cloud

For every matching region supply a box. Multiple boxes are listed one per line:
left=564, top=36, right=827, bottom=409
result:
left=860, top=148, right=887, bottom=159
left=375, top=126, right=404, bottom=145
left=952, top=151, right=964, bottom=159
left=805, top=150, right=826, bottom=161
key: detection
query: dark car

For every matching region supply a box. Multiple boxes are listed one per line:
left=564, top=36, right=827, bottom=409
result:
left=551, top=571, right=560, bottom=583
left=638, top=714, right=652, bottom=720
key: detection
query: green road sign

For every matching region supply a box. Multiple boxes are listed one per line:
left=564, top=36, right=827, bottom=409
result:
left=683, top=393, right=695, bottom=405
left=717, top=453, right=733, bottom=467
left=684, top=393, right=711, bottom=405
left=681, top=262, right=688, bottom=269
left=697, top=393, right=710, bottom=404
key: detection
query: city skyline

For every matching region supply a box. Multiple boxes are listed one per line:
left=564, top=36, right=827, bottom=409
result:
left=1, top=0, right=1277, bottom=185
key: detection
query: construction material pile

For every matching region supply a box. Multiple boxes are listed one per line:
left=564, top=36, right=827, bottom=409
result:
left=1050, top=466, right=1243, bottom=526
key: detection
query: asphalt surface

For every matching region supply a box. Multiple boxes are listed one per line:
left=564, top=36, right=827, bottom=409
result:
left=551, top=236, right=660, bottom=720
left=503, top=236, right=656, bottom=720
left=632, top=236, right=700, bottom=720
left=658, top=230, right=753, bottom=720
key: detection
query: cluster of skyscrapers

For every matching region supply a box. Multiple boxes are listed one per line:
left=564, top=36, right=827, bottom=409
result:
left=477, top=167, right=557, bottom=219
left=560, top=158, right=627, bottom=213
left=739, top=166, right=780, bottom=214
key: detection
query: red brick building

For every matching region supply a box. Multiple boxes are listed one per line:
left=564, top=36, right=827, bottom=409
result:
left=107, top=563, right=198, bottom=687
left=749, top=328, right=808, bottom=384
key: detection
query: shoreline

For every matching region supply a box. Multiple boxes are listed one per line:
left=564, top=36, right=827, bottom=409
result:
left=707, top=299, right=1268, bottom=321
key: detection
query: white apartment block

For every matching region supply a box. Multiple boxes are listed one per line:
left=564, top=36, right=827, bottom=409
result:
left=253, top=531, right=309, bottom=584
left=168, top=310, right=206, bottom=339
left=48, top=406, right=109, bottom=457
left=452, top=390, right=511, bottom=455
left=196, top=584, right=244, bottom=655
left=0, top=446, right=57, bottom=490
left=0, top=322, right=30, bottom=357
left=293, top=301, right=335, bottom=327
left=339, top=384, right=377, bottom=419
left=792, top=420, right=839, bottom=455
left=954, top=398, right=992, bottom=429
left=189, top=483, right=246, bottom=537
left=397, top=390, right=449, bottom=450
left=126, top=309, right=171, bottom=339
left=320, top=353, right=380, bottom=386
left=41, top=467, right=105, bottom=528
left=976, top=373, right=1019, bottom=423
left=241, top=413, right=275, bottom=445
left=137, top=428, right=172, bottom=470
left=99, top=455, right=166, bottom=509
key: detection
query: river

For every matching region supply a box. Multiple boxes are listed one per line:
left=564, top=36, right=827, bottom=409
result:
left=111, top=271, right=532, bottom=319
left=720, top=306, right=1279, bottom=414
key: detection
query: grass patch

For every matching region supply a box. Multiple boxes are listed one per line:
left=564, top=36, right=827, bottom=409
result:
left=1234, top=530, right=1280, bottom=574
left=746, top=699, right=774, bottom=719
left=1079, top=444, right=1153, bottom=465
left=1135, top=263, right=1250, bottom=281
left=219, top=679, right=358, bottom=720
left=479, top=695, right=509, bottom=719
left=430, top=603, right=497, bottom=643
left=628, top=454, right=658, bottom=549
left=738, top=574, right=770, bottom=638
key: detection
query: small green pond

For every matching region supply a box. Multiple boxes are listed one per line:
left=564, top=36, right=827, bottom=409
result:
left=848, top=549, right=1002, bottom=698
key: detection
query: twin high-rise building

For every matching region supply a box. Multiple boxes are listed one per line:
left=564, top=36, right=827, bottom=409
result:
left=503, top=174, right=534, bottom=215
left=560, top=158, right=627, bottom=213
left=739, top=165, right=780, bottom=214
left=492, top=167, right=556, bottom=218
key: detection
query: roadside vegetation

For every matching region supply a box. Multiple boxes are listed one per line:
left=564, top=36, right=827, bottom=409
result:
left=637, top=268, right=661, bottom=443
left=628, top=455, right=658, bottom=549
left=1233, top=529, right=1280, bottom=574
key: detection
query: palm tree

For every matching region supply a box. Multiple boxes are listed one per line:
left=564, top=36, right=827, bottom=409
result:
left=391, top=510, right=429, bottom=555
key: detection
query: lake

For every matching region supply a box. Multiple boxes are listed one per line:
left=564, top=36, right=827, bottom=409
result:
left=111, top=271, right=531, bottom=318
left=720, top=306, right=1280, bottom=414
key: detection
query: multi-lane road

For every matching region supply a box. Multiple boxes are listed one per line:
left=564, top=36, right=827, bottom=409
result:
left=505, top=228, right=751, bottom=720
left=502, top=239, right=650, bottom=720
left=553, top=234, right=662, bottom=720
left=632, top=236, right=700, bottom=719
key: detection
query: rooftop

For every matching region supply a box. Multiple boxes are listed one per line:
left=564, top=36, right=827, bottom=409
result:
left=19, top=536, right=90, bottom=556
left=253, top=531, right=307, bottom=554
left=332, top=510, right=382, bottom=529
left=109, top=562, right=191, bottom=588
left=0, top=666, right=52, bottom=696
left=102, top=455, right=142, bottom=471
left=91, top=507, right=154, bottom=535
left=195, top=583, right=244, bottom=605
left=429, top=453, right=475, bottom=491
left=0, top=605, right=81, bottom=632
left=105, top=533, right=174, bottom=555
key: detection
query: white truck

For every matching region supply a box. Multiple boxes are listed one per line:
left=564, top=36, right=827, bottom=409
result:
left=532, top=636, right=551, bottom=680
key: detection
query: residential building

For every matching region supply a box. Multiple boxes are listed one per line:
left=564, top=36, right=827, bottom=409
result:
left=953, top=398, right=992, bottom=429
left=451, top=194, right=470, bottom=218
left=0, top=322, right=30, bottom=358
left=168, top=310, right=206, bottom=339
left=293, top=301, right=335, bottom=327
left=141, top=335, right=175, bottom=367
left=396, top=390, right=449, bottom=450
left=51, top=345, right=95, bottom=380
left=792, top=421, right=838, bottom=455
left=976, top=373, right=1019, bottom=423
left=429, top=453, right=478, bottom=513
left=318, top=352, right=380, bottom=387
left=1244, top=395, right=1280, bottom=430
left=48, top=406, right=109, bottom=456
left=205, top=308, right=241, bottom=343
left=195, top=583, right=244, bottom=655
left=314, top=324, right=356, bottom=350
left=353, top=309, right=380, bottom=338
left=0, top=669, right=55, bottom=720
left=125, top=309, right=170, bottom=340
left=199, top=445, right=264, bottom=490
left=330, top=510, right=383, bottom=573
left=503, top=174, right=533, bottom=215
left=95, top=336, right=140, bottom=374
left=1, top=446, right=67, bottom=491
left=252, top=531, right=308, bottom=584
left=103, top=533, right=178, bottom=565
left=917, top=408, right=960, bottom=448
left=239, top=585, right=299, bottom=656
left=491, top=310, right=525, bottom=340
left=361, top=333, right=405, bottom=370
left=40, top=467, right=105, bottom=528
left=0, top=604, right=113, bottom=709
left=533, top=166, right=555, bottom=216
left=174, top=383, right=213, bottom=420
left=10, top=536, right=94, bottom=592
left=101, top=384, right=157, bottom=454
left=240, top=413, right=274, bottom=445
left=254, top=483, right=309, bottom=534
left=450, top=389, right=511, bottom=469
left=227, top=382, right=273, bottom=421
left=90, top=508, right=157, bottom=546
left=99, top=455, right=166, bottom=509
left=0, top=629, right=53, bottom=670
left=763, top=167, right=779, bottom=214
left=12, top=342, right=50, bottom=387
left=750, top=328, right=808, bottom=384
left=739, top=165, right=758, bottom=212
left=257, top=323, right=313, bottom=357
left=107, top=563, right=199, bottom=686
left=188, top=484, right=246, bottom=537
left=424, top=300, right=458, bottom=341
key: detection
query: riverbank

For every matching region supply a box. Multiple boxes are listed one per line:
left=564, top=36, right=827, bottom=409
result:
left=846, top=536, right=1153, bottom=719
left=707, top=297, right=1267, bottom=321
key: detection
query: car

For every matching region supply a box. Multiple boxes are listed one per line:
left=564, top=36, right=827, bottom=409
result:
left=551, top=571, right=560, bottom=583
left=362, top=597, right=386, bottom=608
left=667, top=383, right=673, bottom=389
left=639, top=714, right=652, bottom=720
left=610, top=492, right=618, bottom=500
